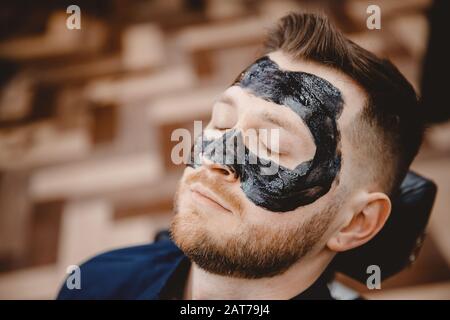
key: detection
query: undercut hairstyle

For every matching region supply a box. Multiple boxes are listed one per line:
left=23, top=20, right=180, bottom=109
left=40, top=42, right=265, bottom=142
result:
left=264, top=12, right=425, bottom=195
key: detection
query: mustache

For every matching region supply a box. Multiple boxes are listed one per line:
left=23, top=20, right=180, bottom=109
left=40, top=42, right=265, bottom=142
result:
left=184, top=169, right=243, bottom=215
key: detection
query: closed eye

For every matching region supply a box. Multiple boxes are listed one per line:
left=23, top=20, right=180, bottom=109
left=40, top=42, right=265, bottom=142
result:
left=257, top=130, right=286, bottom=157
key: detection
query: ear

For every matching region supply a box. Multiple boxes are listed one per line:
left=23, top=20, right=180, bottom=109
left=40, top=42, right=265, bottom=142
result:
left=327, top=192, right=391, bottom=252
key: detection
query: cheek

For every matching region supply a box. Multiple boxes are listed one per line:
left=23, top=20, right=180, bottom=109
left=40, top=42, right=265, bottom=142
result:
left=247, top=183, right=340, bottom=226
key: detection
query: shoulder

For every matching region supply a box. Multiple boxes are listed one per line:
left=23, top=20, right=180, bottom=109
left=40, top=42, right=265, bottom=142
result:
left=57, top=239, right=184, bottom=300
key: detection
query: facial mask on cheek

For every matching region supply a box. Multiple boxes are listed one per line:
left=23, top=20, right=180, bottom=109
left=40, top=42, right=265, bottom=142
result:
left=189, top=56, right=344, bottom=212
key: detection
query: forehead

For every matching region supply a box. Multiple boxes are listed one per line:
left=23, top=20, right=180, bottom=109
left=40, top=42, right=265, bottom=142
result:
left=266, top=51, right=367, bottom=129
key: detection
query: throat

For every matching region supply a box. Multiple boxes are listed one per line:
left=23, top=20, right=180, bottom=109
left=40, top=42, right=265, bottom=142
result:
left=184, top=250, right=334, bottom=300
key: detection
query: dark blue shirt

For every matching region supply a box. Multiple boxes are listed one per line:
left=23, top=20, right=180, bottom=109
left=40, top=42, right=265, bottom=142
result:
left=57, top=239, right=333, bottom=300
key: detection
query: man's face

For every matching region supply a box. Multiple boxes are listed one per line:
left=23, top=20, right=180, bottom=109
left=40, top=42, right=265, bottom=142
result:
left=171, top=51, right=366, bottom=279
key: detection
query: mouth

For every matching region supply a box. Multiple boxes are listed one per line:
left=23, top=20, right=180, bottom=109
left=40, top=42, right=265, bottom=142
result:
left=189, top=183, right=232, bottom=213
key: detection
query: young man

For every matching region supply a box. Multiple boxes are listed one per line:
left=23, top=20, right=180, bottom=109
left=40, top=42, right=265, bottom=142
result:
left=58, top=12, right=424, bottom=300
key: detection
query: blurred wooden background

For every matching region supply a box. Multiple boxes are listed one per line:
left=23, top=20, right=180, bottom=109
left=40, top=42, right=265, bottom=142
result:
left=0, top=0, right=448, bottom=299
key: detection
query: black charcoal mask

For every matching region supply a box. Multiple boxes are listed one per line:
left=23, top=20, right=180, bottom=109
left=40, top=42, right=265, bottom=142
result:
left=189, top=56, right=344, bottom=212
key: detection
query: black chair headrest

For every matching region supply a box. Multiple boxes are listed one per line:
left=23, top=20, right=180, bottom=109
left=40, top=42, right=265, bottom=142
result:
left=334, top=171, right=437, bottom=282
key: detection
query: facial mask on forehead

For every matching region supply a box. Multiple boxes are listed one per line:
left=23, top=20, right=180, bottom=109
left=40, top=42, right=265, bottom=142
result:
left=189, top=56, right=344, bottom=212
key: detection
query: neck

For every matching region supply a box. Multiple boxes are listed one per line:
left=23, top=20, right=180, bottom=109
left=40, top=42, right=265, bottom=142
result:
left=183, top=249, right=335, bottom=300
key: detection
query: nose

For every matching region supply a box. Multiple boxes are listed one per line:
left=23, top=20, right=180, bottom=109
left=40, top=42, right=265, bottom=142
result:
left=200, top=153, right=238, bottom=182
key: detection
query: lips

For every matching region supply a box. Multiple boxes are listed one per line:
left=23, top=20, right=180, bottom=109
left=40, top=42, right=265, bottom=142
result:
left=189, top=183, right=232, bottom=213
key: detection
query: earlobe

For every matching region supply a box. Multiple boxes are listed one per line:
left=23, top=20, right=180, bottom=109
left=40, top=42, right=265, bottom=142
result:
left=327, top=192, right=391, bottom=252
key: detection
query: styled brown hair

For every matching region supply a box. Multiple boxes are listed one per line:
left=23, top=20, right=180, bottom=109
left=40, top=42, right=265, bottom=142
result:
left=264, top=12, right=425, bottom=195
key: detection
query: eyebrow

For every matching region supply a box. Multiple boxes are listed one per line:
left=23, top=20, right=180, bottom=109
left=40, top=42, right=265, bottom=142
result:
left=217, top=89, right=312, bottom=136
left=217, top=93, right=301, bottom=134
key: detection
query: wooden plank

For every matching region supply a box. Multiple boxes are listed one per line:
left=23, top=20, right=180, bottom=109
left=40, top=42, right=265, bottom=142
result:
left=172, top=17, right=269, bottom=77
left=32, top=55, right=125, bottom=85
left=112, top=172, right=179, bottom=219
left=0, top=265, right=63, bottom=299
left=148, top=87, right=220, bottom=171
left=89, top=103, right=118, bottom=145
left=364, top=281, right=450, bottom=300
left=0, top=12, right=108, bottom=61
left=27, top=200, right=65, bottom=267
left=57, top=199, right=169, bottom=269
left=0, top=171, right=31, bottom=272
left=121, top=23, right=165, bottom=70
left=0, top=74, right=34, bottom=122
left=173, top=17, right=267, bottom=52
left=0, top=122, right=91, bottom=171
left=84, top=65, right=196, bottom=104
left=29, top=153, right=163, bottom=202
left=148, top=86, right=220, bottom=125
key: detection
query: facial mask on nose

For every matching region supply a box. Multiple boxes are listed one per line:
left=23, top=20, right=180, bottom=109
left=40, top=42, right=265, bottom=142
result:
left=189, top=56, right=344, bottom=212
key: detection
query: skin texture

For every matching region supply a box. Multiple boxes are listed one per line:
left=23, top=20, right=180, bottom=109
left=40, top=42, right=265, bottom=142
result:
left=170, top=50, right=392, bottom=299
left=190, top=56, right=344, bottom=212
